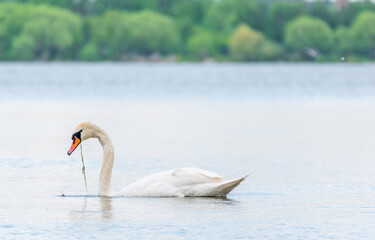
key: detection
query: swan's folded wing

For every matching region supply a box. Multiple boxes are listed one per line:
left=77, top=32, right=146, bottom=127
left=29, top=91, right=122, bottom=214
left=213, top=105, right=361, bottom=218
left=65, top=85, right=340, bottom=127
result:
left=170, top=167, right=223, bottom=186
left=180, top=175, right=247, bottom=197
left=175, top=167, right=222, bottom=179
left=116, top=168, right=245, bottom=197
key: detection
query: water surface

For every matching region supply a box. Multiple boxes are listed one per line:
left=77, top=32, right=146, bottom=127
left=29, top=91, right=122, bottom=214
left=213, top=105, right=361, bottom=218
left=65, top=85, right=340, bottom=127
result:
left=1, top=63, right=375, bottom=239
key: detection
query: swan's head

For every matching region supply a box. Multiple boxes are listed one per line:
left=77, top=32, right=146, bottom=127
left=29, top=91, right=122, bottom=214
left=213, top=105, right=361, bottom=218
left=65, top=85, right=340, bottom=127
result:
left=67, top=122, right=97, bottom=155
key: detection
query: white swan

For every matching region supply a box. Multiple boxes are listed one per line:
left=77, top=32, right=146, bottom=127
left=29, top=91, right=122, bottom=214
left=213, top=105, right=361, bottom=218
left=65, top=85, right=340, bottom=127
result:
left=67, top=122, right=247, bottom=197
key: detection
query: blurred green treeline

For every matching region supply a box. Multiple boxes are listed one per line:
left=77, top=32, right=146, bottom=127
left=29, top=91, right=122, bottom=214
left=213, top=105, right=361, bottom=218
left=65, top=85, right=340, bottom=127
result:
left=0, top=0, right=375, bottom=61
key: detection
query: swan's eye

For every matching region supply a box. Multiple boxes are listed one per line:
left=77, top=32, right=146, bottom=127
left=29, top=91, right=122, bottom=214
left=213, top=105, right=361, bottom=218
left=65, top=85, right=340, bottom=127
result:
left=71, top=129, right=83, bottom=140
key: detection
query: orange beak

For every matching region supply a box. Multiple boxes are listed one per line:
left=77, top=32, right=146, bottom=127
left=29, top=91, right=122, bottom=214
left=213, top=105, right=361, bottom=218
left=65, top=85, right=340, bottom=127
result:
left=67, top=136, right=81, bottom=155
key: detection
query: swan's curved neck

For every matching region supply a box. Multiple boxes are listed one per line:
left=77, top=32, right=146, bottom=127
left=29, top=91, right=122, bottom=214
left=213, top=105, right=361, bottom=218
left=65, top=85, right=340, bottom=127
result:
left=95, top=128, right=114, bottom=196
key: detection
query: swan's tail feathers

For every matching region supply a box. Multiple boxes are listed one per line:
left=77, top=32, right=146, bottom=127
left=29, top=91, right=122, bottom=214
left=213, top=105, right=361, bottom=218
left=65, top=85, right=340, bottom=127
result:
left=212, top=175, right=248, bottom=197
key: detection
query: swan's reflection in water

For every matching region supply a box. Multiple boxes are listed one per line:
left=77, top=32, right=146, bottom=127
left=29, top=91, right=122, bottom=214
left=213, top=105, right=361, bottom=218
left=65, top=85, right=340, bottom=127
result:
left=100, top=197, right=113, bottom=219
left=68, top=195, right=241, bottom=223
left=164, top=196, right=238, bottom=206
left=69, top=195, right=113, bottom=221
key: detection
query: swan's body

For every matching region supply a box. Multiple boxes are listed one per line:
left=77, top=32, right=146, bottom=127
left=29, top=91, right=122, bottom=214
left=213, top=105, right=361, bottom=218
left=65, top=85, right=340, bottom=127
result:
left=68, top=122, right=247, bottom=197
left=117, top=167, right=246, bottom=197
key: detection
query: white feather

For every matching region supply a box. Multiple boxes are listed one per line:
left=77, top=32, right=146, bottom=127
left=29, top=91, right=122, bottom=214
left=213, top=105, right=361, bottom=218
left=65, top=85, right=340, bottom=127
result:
left=116, top=168, right=246, bottom=197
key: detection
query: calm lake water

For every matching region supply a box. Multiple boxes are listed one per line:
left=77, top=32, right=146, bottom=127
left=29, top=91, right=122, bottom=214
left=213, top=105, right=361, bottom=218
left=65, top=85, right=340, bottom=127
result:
left=1, top=63, right=375, bottom=239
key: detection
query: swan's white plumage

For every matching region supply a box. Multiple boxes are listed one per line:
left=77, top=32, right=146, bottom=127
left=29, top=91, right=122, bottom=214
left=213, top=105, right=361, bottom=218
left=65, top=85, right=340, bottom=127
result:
left=116, top=167, right=246, bottom=197
left=69, top=122, right=247, bottom=197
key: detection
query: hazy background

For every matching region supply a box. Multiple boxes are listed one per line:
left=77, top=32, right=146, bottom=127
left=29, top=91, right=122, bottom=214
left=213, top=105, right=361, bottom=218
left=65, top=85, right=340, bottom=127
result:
left=0, top=0, right=374, bottom=62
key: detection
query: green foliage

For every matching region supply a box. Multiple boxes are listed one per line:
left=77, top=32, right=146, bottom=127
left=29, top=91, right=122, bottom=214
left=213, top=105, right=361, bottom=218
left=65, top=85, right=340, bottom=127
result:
left=228, top=0, right=265, bottom=31
left=92, top=0, right=144, bottom=13
left=204, top=0, right=238, bottom=35
left=83, top=10, right=180, bottom=59
left=79, top=42, right=99, bottom=60
left=141, top=0, right=176, bottom=15
left=334, top=26, right=353, bottom=54
left=85, top=11, right=130, bottom=59
left=125, top=10, right=180, bottom=55
left=266, top=1, right=306, bottom=41
left=0, top=2, right=31, bottom=59
left=338, top=1, right=375, bottom=26
left=0, top=3, right=83, bottom=60
left=11, top=5, right=83, bottom=60
left=171, top=0, right=207, bottom=40
left=308, top=1, right=338, bottom=28
left=1, top=0, right=375, bottom=61
left=334, top=10, right=375, bottom=57
left=187, top=27, right=227, bottom=60
left=229, top=24, right=283, bottom=61
left=11, top=34, right=35, bottom=60
left=91, top=0, right=175, bottom=15
left=285, top=15, right=333, bottom=53
left=350, top=11, right=375, bottom=55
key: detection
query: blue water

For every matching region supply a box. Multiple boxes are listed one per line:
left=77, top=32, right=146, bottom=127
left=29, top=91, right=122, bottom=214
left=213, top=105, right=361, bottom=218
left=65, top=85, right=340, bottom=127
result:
left=1, top=63, right=375, bottom=239
left=1, top=63, right=375, bottom=101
